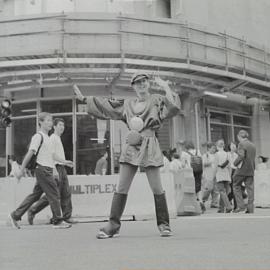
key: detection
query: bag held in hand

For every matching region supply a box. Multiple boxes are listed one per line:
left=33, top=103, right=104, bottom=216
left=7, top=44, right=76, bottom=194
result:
left=26, top=133, right=44, bottom=170
left=188, top=151, right=203, bottom=173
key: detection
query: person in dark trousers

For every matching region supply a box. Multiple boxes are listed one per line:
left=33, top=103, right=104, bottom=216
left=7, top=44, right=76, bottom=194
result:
left=27, top=118, right=74, bottom=225
left=9, top=112, right=71, bottom=229
left=73, top=73, right=181, bottom=239
left=227, top=141, right=247, bottom=209
left=233, top=130, right=256, bottom=213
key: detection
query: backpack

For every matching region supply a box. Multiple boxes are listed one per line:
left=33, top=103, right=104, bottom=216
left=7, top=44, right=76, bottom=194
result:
left=188, top=150, right=203, bottom=173
left=26, top=133, right=44, bottom=170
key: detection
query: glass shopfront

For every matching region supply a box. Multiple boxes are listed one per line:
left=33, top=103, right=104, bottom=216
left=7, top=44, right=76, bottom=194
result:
left=13, top=118, right=36, bottom=164
left=76, top=115, right=110, bottom=175
left=208, top=109, right=251, bottom=147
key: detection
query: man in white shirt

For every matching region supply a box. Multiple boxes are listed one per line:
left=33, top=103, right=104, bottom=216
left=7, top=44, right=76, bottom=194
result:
left=214, top=139, right=233, bottom=213
left=202, top=142, right=219, bottom=208
left=9, top=112, right=71, bottom=229
left=27, top=118, right=74, bottom=224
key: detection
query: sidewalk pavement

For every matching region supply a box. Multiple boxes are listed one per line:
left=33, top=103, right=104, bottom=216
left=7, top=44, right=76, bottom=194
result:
left=1, top=207, right=270, bottom=270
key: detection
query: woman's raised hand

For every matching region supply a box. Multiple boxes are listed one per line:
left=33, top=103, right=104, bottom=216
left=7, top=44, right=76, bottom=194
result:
left=154, top=76, right=170, bottom=89
left=73, top=84, right=85, bottom=101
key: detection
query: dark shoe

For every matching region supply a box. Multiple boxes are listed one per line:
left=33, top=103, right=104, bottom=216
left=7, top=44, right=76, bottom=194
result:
left=200, top=202, right=206, bottom=213
left=96, top=193, right=128, bottom=239
left=9, top=213, right=20, bottom=229
left=233, top=208, right=246, bottom=213
left=27, top=210, right=35, bottom=225
left=154, top=192, right=172, bottom=237
left=217, top=209, right=225, bottom=213
left=225, top=208, right=233, bottom=213
left=210, top=205, right=219, bottom=208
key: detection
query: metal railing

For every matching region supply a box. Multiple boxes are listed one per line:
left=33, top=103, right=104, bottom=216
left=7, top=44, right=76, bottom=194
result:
left=0, top=13, right=269, bottom=84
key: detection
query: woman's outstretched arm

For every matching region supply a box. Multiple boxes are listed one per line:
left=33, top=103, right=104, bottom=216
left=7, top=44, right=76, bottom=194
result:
left=73, top=84, right=125, bottom=120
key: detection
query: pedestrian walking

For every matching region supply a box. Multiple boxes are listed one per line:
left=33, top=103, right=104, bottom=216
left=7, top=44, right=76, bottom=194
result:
left=9, top=113, right=71, bottom=229
left=202, top=142, right=219, bottom=208
left=27, top=118, right=74, bottom=225
left=233, top=130, right=256, bottom=213
left=73, top=72, right=180, bottom=238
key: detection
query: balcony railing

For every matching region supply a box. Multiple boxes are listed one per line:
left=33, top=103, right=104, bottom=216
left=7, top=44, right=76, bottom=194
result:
left=0, top=13, right=269, bottom=90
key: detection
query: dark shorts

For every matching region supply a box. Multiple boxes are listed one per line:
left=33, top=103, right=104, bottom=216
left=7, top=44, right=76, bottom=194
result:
left=193, top=171, right=203, bottom=193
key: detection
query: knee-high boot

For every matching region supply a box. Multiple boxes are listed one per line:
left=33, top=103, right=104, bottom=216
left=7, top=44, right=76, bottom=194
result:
left=97, top=192, right=127, bottom=239
left=154, top=192, right=172, bottom=237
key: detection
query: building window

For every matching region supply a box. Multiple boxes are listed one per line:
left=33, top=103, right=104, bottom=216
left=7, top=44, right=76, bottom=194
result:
left=210, top=111, right=231, bottom=124
left=76, top=115, right=110, bottom=175
left=208, top=109, right=251, bottom=147
left=13, top=118, right=36, bottom=164
left=175, top=0, right=183, bottom=16
left=12, top=102, right=37, bottom=117
left=210, top=124, right=233, bottom=146
left=41, top=99, right=72, bottom=113
left=233, top=115, right=251, bottom=126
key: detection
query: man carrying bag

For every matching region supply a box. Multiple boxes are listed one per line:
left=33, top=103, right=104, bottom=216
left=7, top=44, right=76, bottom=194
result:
left=9, top=112, right=71, bottom=229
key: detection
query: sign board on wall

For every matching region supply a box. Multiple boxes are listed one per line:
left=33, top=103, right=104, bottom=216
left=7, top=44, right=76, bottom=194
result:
left=0, top=173, right=176, bottom=224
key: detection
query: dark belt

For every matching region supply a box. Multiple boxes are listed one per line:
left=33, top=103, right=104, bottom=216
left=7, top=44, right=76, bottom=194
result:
left=36, top=164, right=53, bottom=171
left=55, top=164, right=65, bottom=167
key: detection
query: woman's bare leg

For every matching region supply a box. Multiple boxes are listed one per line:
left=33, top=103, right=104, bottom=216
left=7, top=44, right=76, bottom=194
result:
left=117, top=163, right=138, bottom=194
left=145, top=166, right=163, bottom=195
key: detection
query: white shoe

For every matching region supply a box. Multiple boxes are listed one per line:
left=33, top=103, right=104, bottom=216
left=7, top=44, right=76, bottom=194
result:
left=52, top=221, right=72, bottom=229
left=159, top=225, right=172, bottom=237
left=160, top=230, right=173, bottom=237
left=96, top=229, right=120, bottom=239
left=8, top=214, right=21, bottom=229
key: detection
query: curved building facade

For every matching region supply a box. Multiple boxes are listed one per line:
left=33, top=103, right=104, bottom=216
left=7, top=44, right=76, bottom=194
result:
left=0, top=0, right=270, bottom=176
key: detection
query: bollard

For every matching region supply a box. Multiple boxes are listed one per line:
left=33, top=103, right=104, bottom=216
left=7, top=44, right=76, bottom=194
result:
left=173, top=168, right=201, bottom=216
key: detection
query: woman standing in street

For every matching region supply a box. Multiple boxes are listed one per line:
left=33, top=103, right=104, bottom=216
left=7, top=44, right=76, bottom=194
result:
left=73, top=72, right=180, bottom=239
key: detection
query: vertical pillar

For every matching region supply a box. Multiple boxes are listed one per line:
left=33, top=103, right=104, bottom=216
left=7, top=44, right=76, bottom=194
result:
left=181, top=94, right=196, bottom=144
left=171, top=114, right=184, bottom=147
left=72, top=97, right=77, bottom=175
left=5, top=125, right=13, bottom=176
left=252, top=101, right=270, bottom=156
